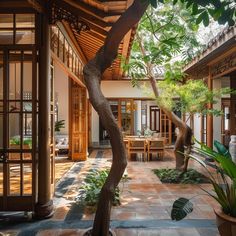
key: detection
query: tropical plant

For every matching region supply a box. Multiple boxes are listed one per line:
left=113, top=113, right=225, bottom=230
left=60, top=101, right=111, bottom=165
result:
left=77, top=169, right=128, bottom=211
left=171, top=141, right=236, bottom=221
left=54, top=119, right=65, bottom=132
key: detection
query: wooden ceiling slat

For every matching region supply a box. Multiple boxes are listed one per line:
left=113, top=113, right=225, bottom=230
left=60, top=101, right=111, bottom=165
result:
left=63, top=0, right=135, bottom=80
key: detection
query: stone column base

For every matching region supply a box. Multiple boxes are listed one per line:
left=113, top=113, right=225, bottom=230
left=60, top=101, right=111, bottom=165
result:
left=34, top=200, right=54, bottom=219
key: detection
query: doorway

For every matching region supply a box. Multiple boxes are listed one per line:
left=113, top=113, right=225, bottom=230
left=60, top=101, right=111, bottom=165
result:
left=0, top=49, right=37, bottom=211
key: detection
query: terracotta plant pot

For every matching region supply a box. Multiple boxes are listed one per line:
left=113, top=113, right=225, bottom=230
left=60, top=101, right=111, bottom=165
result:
left=83, top=228, right=116, bottom=236
left=214, top=208, right=236, bottom=236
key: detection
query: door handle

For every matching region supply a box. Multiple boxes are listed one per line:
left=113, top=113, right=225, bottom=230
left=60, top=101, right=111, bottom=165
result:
left=0, top=153, right=7, bottom=163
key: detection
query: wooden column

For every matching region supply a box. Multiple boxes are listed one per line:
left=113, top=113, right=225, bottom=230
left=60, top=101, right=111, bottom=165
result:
left=230, top=72, right=236, bottom=135
left=35, top=13, right=53, bottom=219
left=207, top=68, right=213, bottom=148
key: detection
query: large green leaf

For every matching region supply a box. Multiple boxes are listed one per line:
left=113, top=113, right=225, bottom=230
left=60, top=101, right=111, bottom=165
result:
left=171, top=197, right=193, bottom=221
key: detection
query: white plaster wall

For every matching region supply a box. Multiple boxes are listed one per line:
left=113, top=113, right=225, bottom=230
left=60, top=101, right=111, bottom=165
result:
left=91, top=106, right=100, bottom=144
left=54, top=63, right=69, bottom=135
left=194, top=114, right=201, bottom=144
left=134, top=100, right=142, bottom=134
left=213, top=78, right=222, bottom=143
left=101, top=81, right=150, bottom=98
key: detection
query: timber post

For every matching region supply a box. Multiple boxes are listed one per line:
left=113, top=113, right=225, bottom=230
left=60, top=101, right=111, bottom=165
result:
left=35, top=11, right=54, bottom=219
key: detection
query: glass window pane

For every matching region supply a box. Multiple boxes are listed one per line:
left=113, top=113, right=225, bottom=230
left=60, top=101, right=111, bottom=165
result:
left=9, top=102, right=21, bottom=112
left=0, top=14, right=13, bottom=28
left=9, top=164, right=21, bottom=195
left=9, top=113, right=21, bottom=148
left=23, top=60, right=32, bottom=95
left=23, top=113, right=32, bottom=138
left=156, top=111, right=160, bottom=130
left=9, top=56, right=21, bottom=100
left=16, top=30, right=35, bottom=44
left=23, top=153, right=32, bottom=160
left=8, top=153, right=20, bottom=161
left=23, top=163, right=32, bottom=195
left=16, top=14, right=35, bottom=28
left=0, top=30, right=13, bottom=44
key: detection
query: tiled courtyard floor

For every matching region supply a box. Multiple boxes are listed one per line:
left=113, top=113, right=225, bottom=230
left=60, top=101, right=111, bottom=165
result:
left=0, top=149, right=220, bottom=235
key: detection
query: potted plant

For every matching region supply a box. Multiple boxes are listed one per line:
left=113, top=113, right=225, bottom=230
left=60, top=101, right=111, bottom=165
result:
left=171, top=141, right=236, bottom=236
left=55, top=120, right=65, bottom=132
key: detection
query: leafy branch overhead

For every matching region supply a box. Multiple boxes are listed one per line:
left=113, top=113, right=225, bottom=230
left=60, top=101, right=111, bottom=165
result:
left=148, top=0, right=236, bottom=26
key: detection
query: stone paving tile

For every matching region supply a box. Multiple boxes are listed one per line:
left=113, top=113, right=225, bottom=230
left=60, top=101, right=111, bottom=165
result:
left=0, top=149, right=219, bottom=236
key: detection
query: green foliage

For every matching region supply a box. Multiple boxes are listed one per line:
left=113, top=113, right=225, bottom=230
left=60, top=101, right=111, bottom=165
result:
left=146, top=0, right=236, bottom=26
left=153, top=168, right=209, bottom=184
left=55, top=120, right=65, bottom=132
left=10, top=137, right=32, bottom=148
left=171, top=197, right=193, bottom=221
left=155, top=78, right=231, bottom=115
left=77, top=169, right=128, bottom=210
left=124, top=1, right=204, bottom=87
left=172, top=140, right=236, bottom=219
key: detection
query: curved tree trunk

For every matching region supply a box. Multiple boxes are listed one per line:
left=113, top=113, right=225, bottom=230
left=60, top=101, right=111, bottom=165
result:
left=149, top=77, right=193, bottom=170
left=83, top=1, right=148, bottom=235
left=136, top=35, right=193, bottom=171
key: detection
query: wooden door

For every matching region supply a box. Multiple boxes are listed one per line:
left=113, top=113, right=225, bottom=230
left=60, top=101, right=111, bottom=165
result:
left=150, top=106, right=160, bottom=132
left=0, top=49, right=37, bottom=211
left=69, top=80, right=87, bottom=161
left=160, top=110, right=172, bottom=145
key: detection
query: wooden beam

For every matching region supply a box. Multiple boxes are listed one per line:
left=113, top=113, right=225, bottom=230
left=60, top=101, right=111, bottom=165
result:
left=27, top=0, right=43, bottom=13
left=65, top=0, right=123, bottom=18
left=208, top=46, right=236, bottom=66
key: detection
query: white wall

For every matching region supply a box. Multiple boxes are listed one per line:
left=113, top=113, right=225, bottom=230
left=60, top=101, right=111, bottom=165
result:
left=194, top=114, right=201, bottom=144
left=91, top=106, right=100, bottom=144
left=54, top=63, right=69, bottom=135
left=101, top=81, right=150, bottom=98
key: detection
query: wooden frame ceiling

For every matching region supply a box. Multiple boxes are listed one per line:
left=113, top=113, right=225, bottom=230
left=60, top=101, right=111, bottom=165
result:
left=62, top=0, right=136, bottom=80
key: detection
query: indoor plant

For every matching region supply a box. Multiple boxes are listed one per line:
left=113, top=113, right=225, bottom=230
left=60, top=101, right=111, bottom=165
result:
left=171, top=141, right=236, bottom=236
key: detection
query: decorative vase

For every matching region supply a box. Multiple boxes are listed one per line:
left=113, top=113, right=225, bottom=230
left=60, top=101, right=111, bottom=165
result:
left=229, top=135, right=236, bottom=163
left=214, top=208, right=236, bottom=236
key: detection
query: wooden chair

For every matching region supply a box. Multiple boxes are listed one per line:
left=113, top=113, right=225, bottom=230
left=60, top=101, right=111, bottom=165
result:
left=147, top=139, right=165, bottom=161
left=128, top=139, right=147, bottom=161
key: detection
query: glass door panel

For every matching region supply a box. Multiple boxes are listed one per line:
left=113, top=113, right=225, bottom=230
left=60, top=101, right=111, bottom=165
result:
left=121, top=100, right=133, bottom=135
left=0, top=49, right=36, bottom=211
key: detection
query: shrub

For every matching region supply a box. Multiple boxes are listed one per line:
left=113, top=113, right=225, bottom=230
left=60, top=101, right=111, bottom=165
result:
left=153, top=168, right=209, bottom=184
left=77, top=169, right=128, bottom=210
